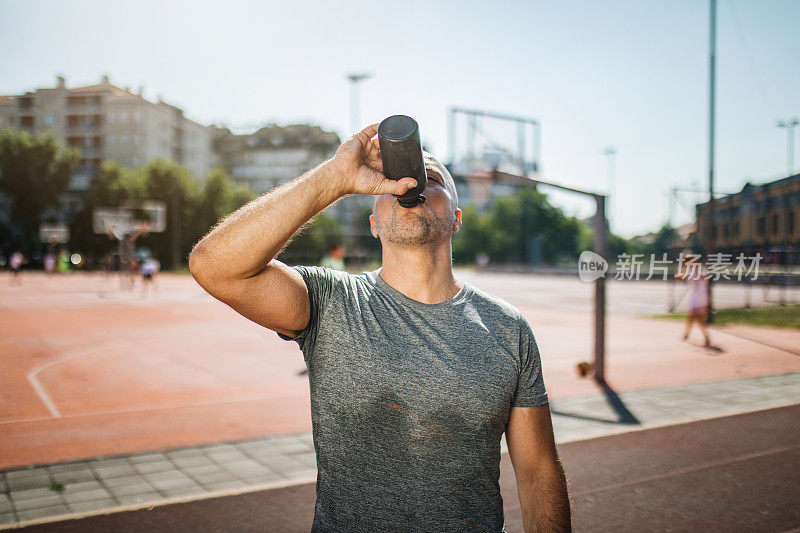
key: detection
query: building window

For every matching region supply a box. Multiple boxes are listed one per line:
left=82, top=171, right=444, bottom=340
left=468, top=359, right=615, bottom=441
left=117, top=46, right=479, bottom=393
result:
left=772, top=213, right=779, bottom=235
left=757, top=216, right=765, bottom=237
left=42, top=115, right=58, bottom=126
left=788, top=210, right=796, bottom=236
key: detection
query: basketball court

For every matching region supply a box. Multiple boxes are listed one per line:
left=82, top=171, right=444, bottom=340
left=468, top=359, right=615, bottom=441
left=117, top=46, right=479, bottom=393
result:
left=2, top=269, right=799, bottom=470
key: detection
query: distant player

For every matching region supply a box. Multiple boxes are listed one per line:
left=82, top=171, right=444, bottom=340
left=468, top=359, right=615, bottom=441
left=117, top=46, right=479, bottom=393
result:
left=9, top=250, right=25, bottom=286
left=140, top=256, right=160, bottom=297
left=677, top=255, right=711, bottom=347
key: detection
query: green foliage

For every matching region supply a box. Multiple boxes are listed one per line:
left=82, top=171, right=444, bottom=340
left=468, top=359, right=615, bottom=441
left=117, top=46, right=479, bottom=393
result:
left=453, top=187, right=582, bottom=265
left=87, top=161, right=146, bottom=207
left=0, top=131, right=262, bottom=268
left=355, top=203, right=381, bottom=259
left=135, top=159, right=198, bottom=269
left=192, top=168, right=251, bottom=234
left=0, top=128, right=79, bottom=252
left=452, top=205, right=494, bottom=263
left=72, top=163, right=149, bottom=261
left=229, top=185, right=257, bottom=211
left=656, top=304, right=800, bottom=330
left=279, top=213, right=344, bottom=264
left=81, top=161, right=256, bottom=270
left=188, top=167, right=257, bottom=251
left=647, top=224, right=679, bottom=256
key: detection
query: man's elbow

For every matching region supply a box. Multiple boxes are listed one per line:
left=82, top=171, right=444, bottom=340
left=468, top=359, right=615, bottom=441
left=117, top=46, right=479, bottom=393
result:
left=188, top=245, right=210, bottom=284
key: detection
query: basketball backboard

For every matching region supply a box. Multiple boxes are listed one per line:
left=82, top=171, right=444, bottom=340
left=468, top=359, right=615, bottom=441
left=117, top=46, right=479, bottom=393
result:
left=39, top=223, right=70, bottom=244
left=93, top=201, right=166, bottom=240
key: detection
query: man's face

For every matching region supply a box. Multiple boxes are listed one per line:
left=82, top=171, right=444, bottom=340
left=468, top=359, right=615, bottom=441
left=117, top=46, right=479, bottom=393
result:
left=369, top=154, right=462, bottom=246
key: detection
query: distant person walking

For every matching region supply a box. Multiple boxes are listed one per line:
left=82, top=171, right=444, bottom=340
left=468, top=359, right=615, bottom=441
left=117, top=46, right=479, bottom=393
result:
left=677, top=257, right=711, bottom=347
left=140, top=256, right=160, bottom=297
left=100, top=251, right=115, bottom=279
left=57, top=248, right=71, bottom=273
left=9, top=251, right=25, bottom=286
left=44, top=252, right=56, bottom=275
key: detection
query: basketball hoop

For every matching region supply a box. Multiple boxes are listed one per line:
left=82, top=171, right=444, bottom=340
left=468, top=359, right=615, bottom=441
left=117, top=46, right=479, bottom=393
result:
left=39, top=223, right=70, bottom=244
left=93, top=202, right=166, bottom=241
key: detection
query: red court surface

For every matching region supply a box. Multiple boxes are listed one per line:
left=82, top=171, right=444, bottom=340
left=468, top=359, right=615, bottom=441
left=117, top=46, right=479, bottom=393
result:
left=2, top=271, right=800, bottom=469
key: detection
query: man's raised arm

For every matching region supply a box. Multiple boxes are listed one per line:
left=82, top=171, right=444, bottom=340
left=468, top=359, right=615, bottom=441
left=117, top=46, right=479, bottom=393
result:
left=188, top=124, right=416, bottom=337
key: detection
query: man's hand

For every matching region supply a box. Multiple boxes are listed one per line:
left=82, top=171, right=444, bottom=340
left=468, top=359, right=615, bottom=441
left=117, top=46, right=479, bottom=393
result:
left=328, top=123, right=418, bottom=196
left=188, top=122, right=419, bottom=338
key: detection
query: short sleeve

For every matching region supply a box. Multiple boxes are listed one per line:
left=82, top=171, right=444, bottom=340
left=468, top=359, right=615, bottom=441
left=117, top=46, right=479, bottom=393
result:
left=512, top=316, right=549, bottom=407
left=276, top=265, right=338, bottom=357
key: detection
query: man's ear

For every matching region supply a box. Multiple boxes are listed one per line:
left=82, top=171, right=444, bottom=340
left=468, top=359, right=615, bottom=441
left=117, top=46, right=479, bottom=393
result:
left=369, top=214, right=379, bottom=238
left=453, top=208, right=463, bottom=233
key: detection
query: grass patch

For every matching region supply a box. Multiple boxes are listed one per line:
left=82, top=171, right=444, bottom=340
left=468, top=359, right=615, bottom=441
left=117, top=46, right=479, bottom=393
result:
left=653, top=304, right=800, bottom=330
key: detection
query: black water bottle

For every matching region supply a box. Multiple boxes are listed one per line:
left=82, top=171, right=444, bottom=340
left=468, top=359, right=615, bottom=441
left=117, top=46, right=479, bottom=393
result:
left=378, top=115, right=427, bottom=208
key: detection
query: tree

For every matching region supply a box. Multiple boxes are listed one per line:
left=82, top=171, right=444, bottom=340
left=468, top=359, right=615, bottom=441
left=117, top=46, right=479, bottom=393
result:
left=137, top=159, right=197, bottom=270
left=279, top=213, right=344, bottom=265
left=648, top=224, right=679, bottom=257
left=87, top=161, right=146, bottom=208
left=192, top=168, right=233, bottom=243
left=70, top=162, right=148, bottom=260
left=228, top=184, right=256, bottom=213
left=190, top=168, right=257, bottom=247
left=0, top=128, right=79, bottom=252
left=453, top=187, right=584, bottom=266
left=452, top=205, right=494, bottom=263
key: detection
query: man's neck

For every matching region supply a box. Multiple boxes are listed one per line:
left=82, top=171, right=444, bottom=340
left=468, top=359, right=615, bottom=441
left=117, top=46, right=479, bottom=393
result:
left=378, top=240, right=462, bottom=304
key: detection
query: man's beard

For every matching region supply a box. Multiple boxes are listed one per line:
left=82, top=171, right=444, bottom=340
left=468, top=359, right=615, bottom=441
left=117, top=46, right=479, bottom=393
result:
left=379, top=204, right=454, bottom=246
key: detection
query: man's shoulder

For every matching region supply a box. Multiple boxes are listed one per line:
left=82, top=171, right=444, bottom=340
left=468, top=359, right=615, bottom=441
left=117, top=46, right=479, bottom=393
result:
left=291, top=265, right=377, bottom=292
left=464, top=282, right=524, bottom=322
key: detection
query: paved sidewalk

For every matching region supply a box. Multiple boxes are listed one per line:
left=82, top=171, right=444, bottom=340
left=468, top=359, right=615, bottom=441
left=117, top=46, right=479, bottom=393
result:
left=2, top=371, right=799, bottom=529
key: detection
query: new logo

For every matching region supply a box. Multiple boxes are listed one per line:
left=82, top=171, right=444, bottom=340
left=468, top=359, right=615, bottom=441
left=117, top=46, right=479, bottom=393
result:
left=578, top=251, right=607, bottom=282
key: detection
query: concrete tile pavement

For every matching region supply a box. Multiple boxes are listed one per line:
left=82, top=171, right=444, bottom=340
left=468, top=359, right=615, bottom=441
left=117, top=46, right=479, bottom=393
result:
left=1, top=371, right=799, bottom=529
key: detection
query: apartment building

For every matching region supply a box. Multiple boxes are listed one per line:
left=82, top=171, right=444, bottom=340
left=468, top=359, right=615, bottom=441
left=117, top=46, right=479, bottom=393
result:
left=0, top=75, right=213, bottom=193
left=696, top=173, right=800, bottom=265
left=213, top=124, right=339, bottom=194
left=213, top=123, right=365, bottom=228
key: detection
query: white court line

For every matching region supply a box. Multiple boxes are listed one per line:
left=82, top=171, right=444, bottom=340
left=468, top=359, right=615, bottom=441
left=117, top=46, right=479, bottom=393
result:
left=0, top=388, right=307, bottom=425
left=16, top=334, right=308, bottom=425
left=25, top=341, right=134, bottom=418
left=27, top=373, right=62, bottom=418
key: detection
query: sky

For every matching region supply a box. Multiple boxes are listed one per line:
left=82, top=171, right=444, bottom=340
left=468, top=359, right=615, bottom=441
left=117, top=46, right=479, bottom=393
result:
left=1, top=0, right=799, bottom=237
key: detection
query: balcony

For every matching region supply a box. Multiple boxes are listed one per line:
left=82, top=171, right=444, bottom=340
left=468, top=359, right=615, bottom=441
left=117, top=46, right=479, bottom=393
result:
left=77, top=146, right=104, bottom=158
left=66, top=96, right=102, bottom=114
left=66, top=115, right=103, bottom=133
left=66, top=123, right=103, bottom=134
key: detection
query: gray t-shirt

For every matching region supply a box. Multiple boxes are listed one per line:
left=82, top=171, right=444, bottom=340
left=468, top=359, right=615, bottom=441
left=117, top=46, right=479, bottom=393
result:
left=278, top=266, right=548, bottom=532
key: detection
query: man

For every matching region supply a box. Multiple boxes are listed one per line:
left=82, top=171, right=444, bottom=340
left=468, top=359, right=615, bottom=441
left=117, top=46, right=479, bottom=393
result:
left=189, top=124, right=571, bottom=532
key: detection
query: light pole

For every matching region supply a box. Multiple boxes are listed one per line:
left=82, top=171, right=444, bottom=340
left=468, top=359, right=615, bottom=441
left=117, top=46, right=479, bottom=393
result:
left=776, top=118, right=799, bottom=176
left=603, top=147, right=616, bottom=232
left=346, top=73, right=372, bottom=133
left=345, top=73, right=372, bottom=260
left=706, top=0, right=717, bottom=323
